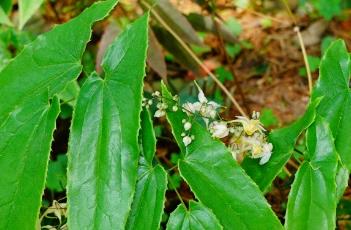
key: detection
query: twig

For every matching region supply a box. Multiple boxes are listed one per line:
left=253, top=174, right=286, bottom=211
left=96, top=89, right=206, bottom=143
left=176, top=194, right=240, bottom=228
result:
left=140, top=0, right=248, bottom=117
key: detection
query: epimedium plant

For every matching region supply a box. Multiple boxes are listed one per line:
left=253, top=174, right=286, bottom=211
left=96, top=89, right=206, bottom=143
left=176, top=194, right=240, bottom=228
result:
left=0, top=0, right=350, bottom=230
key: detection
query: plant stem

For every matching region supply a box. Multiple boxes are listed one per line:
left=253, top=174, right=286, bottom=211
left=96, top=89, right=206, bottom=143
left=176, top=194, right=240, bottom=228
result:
left=140, top=0, right=248, bottom=117
left=280, top=0, right=313, bottom=94
left=295, top=26, right=313, bottom=94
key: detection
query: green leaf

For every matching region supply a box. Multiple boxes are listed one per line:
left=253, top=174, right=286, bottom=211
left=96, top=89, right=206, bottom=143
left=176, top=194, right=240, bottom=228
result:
left=310, top=0, right=341, bottom=20
left=285, top=117, right=338, bottom=230
left=260, top=108, right=279, bottom=127
left=242, top=99, right=319, bottom=191
left=0, top=6, right=12, bottom=27
left=0, top=1, right=117, bottom=228
left=0, top=96, right=60, bottom=229
left=335, top=164, right=349, bottom=200
left=58, top=80, right=80, bottom=107
left=126, top=109, right=167, bottom=230
left=161, top=83, right=283, bottom=230
left=67, top=14, right=149, bottom=229
left=18, top=0, right=44, bottom=29
left=0, top=0, right=118, bottom=123
left=166, top=201, right=222, bottom=230
left=312, top=40, right=351, bottom=170
left=46, top=154, right=68, bottom=192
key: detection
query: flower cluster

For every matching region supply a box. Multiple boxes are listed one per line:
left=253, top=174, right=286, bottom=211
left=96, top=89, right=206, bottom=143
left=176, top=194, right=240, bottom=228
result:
left=228, top=112, right=273, bottom=165
left=145, top=82, right=273, bottom=165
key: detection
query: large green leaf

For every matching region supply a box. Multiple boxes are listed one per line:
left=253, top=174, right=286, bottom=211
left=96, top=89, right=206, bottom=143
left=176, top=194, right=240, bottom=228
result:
left=166, top=201, right=222, bottom=230
left=0, top=1, right=117, bottom=229
left=312, top=40, right=351, bottom=170
left=126, top=109, right=167, bottom=230
left=285, top=117, right=338, bottom=229
left=0, top=96, right=60, bottom=229
left=161, top=83, right=283, bottom=230
left=67, top=14, right=149, bottom=229
left=0, top=0, right=118, bottom=123
left=242, top=99, right=319, bottom=191
left=18, top=0, right=44, bottom=29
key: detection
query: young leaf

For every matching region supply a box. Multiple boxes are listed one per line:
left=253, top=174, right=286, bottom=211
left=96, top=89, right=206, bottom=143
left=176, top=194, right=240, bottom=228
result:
left=0, top=1, right=117, bottom=228
left=242, top=99, right=319, bottom=191
left=285, top=117, right=338, bottom=230
left=0, top=96, right=60, bottom=229
left=312, top=40, right=351, bottom=170
left=166, top=201, right=222, bottom=230
left=67, top=14, right=149, bottom=229
left=161, top=83, right=283, bottom=230
left=126, top=109, right=167, bottom=230
left=18, top=0, right=44, bottom=29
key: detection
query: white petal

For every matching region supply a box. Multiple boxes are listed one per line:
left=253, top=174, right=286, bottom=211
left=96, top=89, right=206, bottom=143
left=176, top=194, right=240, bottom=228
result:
left=195, top=82, right=208, bottom=103
left=259, top=151, right=272, bottom=165
left=184, top=122, right=192, bottom=131
left=154, top=110, right=165, bottom=118
left=182, top=136, right=192, bottom=146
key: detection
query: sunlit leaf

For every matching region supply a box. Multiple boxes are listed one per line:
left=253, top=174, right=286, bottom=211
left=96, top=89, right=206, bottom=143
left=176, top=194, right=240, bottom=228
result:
left=67, top=14, right=149, bottom=229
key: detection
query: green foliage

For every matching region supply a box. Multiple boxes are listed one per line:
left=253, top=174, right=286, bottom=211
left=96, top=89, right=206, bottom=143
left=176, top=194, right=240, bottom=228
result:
left=242, top=99, right=319, bottom=191
left=285, top=117, right=338, bottom=229
left=126, top=110, right=167, bottom=230
left=298, top=55, right=321, bottom=77
left=46, top=154, right=68, bottom=192
left=260, top=108, right=279, bottom=127
left=0, top=0, right=350, bottom=229
left=67, top=13, right=148, bottom=229
left=0, top=1, right=117, bottom=228
left=312, top=40, right=351, bottom=169
left=167, top=201, right=222, bottom=230
left=162, top=83, right=283, bottom=230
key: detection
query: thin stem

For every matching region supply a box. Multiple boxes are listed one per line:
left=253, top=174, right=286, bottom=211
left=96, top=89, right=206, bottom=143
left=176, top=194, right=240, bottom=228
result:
left=295, top=26, right=313, bottom=94
left=140, top=0, right=248, bottom=117
left=280, top=0, right=313, bottom=94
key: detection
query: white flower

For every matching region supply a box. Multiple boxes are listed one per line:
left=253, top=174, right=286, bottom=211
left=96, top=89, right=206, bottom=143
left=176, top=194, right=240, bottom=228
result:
left=195, top=81, right=208, bottom=103
left=152, top=91, right=160, bottom=97
left=157, top=102, right=168, bottom=110
left=209, top=121, right=229, bottom=138
left=172, top=105, right=178, bottom=111
left=233, top=116, right=265, bottom=136
left=259, top=143, right=273, bottom=165
left=182, top=102, right=201, bottom=115
left=199, top=101, right=220, bottom=119
left=154, top=110, right=166, bottom=118
left=182, top=135, right=192, bottom=146
left=184, top=122, right=192, bottom=131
